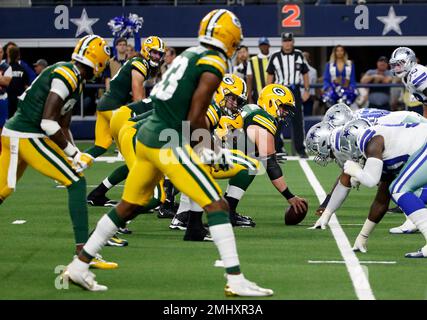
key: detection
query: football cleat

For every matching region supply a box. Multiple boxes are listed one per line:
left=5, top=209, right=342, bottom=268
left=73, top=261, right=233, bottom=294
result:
left=389, top=219, right=418, bottom=234
left=224, top=274, right=273, bottom=297
left=352, top=235, right=368, bottom=253
left=64, top=257, right=108, bottom=291
left=157, top=203, right=177, bottom=219
left=87, top=194, right=118, bottom=207
left=89, top=254, right=118, bottom=270
left=405, top=246, right=427, bottom=258
left=230, top=212, right=255, bottom=228
left=184, top=227, right=213, bottom=242
left=106, top=234, right=128, bottom=247
left=169, top=211, right=189, bottom=230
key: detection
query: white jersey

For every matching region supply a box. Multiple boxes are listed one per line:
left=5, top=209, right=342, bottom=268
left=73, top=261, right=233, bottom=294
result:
left=355, top=108, right=426, bottom=125
left=358, top=123, right=427, bottom=174
left=403, top=64, right=427, bottom=104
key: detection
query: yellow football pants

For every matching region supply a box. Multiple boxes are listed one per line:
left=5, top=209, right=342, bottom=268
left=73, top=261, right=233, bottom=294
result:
left=94, top=110, right=114, bottom=149
left=0, top=135, right=82, bottom=201
left=110, top=105, right=133, bottom=149
left=123, top=141, right=222, bottom=208
left=210, top=149, right=259, bottom=179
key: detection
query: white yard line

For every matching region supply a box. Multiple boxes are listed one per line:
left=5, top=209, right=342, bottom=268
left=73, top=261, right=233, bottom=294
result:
left=298, top=159, right=376, bottom=300
left=308, top=260, right=396, bottom=265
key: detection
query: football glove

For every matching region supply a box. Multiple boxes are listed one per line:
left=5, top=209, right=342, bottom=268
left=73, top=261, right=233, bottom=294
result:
left=344, top=160, right=363, bottom=178
left=72, top=151, right=94, bottom=173
left=309, top=209, right=333, bottom=230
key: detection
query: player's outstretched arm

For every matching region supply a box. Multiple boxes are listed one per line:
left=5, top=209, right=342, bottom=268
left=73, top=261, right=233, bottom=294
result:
left=247, top=124, right=307, bottom=214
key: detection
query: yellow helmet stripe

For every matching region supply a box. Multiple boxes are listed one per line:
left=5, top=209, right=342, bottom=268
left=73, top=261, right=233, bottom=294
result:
left=253, top=115, right=277, bottom=134
left=132, top=61, right=148, bottom=76
left=54, top=67, right=78, bottom=91
left=241, top=78, right=248, bottom=97
left=206, top=9, right=227, bottom=37
left=157, top=37, right=165, bottom=51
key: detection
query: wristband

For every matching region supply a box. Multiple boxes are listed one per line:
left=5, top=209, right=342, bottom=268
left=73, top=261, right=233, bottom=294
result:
left=64, top=142, right=78, bottom=157
left=281, top=188, right=295, bottom=200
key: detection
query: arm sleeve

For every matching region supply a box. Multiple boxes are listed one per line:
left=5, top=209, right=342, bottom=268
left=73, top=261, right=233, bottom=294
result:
left=50, top=78, right=70, bottom=101
left=324, top=180, right=351, bottom=214
left=354, top=157, right=383, bottom=188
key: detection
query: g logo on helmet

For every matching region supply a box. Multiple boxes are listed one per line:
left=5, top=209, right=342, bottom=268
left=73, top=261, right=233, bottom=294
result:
left=232, top=15, right=241, bottom=28
left=272, top=87, right=286, bottom=96
left=145, top=37, right=153, bottom=44
left=223, top=75, right=235, bottom=85
left=103, top=45, right=111, bottom=56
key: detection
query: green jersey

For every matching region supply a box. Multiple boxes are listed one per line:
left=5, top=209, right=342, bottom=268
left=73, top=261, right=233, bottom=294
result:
left=5, top=61, right=83, bottom=134
left=137, top=46, right=227, bottom=148
left=241, top=104, right=278, bottom=136
left=97, top=56, right=151, bottom=111
left=126, top=98, right=153, bottom=116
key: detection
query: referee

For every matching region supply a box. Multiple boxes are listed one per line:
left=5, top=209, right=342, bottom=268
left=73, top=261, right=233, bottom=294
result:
left=266, top=32, right=309, bottom=158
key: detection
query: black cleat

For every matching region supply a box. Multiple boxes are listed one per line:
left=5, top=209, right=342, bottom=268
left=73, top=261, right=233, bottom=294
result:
left=157, top=202, right=177, bottom=219
left=184, top=227, right=213, bottom=242
left=230, top=212, right=256, bottom=228
left=87, top=194, right=118, bottom=207
left=169, top=211, right=189, bottom=230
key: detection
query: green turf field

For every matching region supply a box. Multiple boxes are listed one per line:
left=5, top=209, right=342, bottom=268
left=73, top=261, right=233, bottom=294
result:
left=0, top=143, right=426, bottom=300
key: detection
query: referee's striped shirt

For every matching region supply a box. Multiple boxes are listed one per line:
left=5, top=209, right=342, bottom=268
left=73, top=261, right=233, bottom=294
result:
left=266, top=49, right=308, bottom=86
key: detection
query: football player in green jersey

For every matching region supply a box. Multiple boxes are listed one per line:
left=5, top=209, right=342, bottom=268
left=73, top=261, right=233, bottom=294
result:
left=240, top=84, right=308, bottom=214
left=64, top=9, right=274, bottom=297
left=86, top=36, right=166, bottom=209
left=0, top=35, right=117, bottom=270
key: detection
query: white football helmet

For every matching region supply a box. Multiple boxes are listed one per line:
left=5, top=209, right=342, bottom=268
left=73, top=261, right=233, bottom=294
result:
left=389, top=47, right=416, bottom=78
left=323, top=103, right=353, bottom=128
left=339, top=119, right=371, bottom=161
left=305, top=122, right=335, bottom=166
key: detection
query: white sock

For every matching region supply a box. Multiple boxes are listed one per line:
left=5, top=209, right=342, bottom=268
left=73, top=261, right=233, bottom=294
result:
left=225, top=185, right=245, bottom=200
left=72, top=256, right=90, bottom=270
left=226, top=273, right=245, bottom=283
left=189, top=199, right=203, bottom=212
left=84, top=215, right=118, bottom=257
left=209, top=223, right=240, bottom=269
left=102, top=178, right=113, bottom=190
left=407, top=208, right=427, bottom=242
left=360, top=219, right=377, bottom=238
left=177, top=194, right=191, bottom=214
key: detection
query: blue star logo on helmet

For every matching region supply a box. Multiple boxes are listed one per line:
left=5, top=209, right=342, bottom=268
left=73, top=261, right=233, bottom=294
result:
left=343, top=128, right=351, bottom=138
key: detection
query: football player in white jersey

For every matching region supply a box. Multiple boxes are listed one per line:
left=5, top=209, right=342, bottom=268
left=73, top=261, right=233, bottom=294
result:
left=343, top=122, right=427, bottom=257
left=390, top=47, right=427, bottom=118
left=307, top=106, right=427, bottom=253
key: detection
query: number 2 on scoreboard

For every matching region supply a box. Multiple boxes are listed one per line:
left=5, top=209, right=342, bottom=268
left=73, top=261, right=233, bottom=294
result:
left=281, top=4, right=301, bottom=28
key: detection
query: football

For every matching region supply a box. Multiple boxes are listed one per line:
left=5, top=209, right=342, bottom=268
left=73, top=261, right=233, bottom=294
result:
left=284, top=200, right=308, bottom=225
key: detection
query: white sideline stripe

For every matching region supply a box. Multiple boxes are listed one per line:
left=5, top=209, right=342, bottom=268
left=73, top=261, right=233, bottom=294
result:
left=308, top=260, right=396, bottom=265
left=298, top=159, right=376, bottom=300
